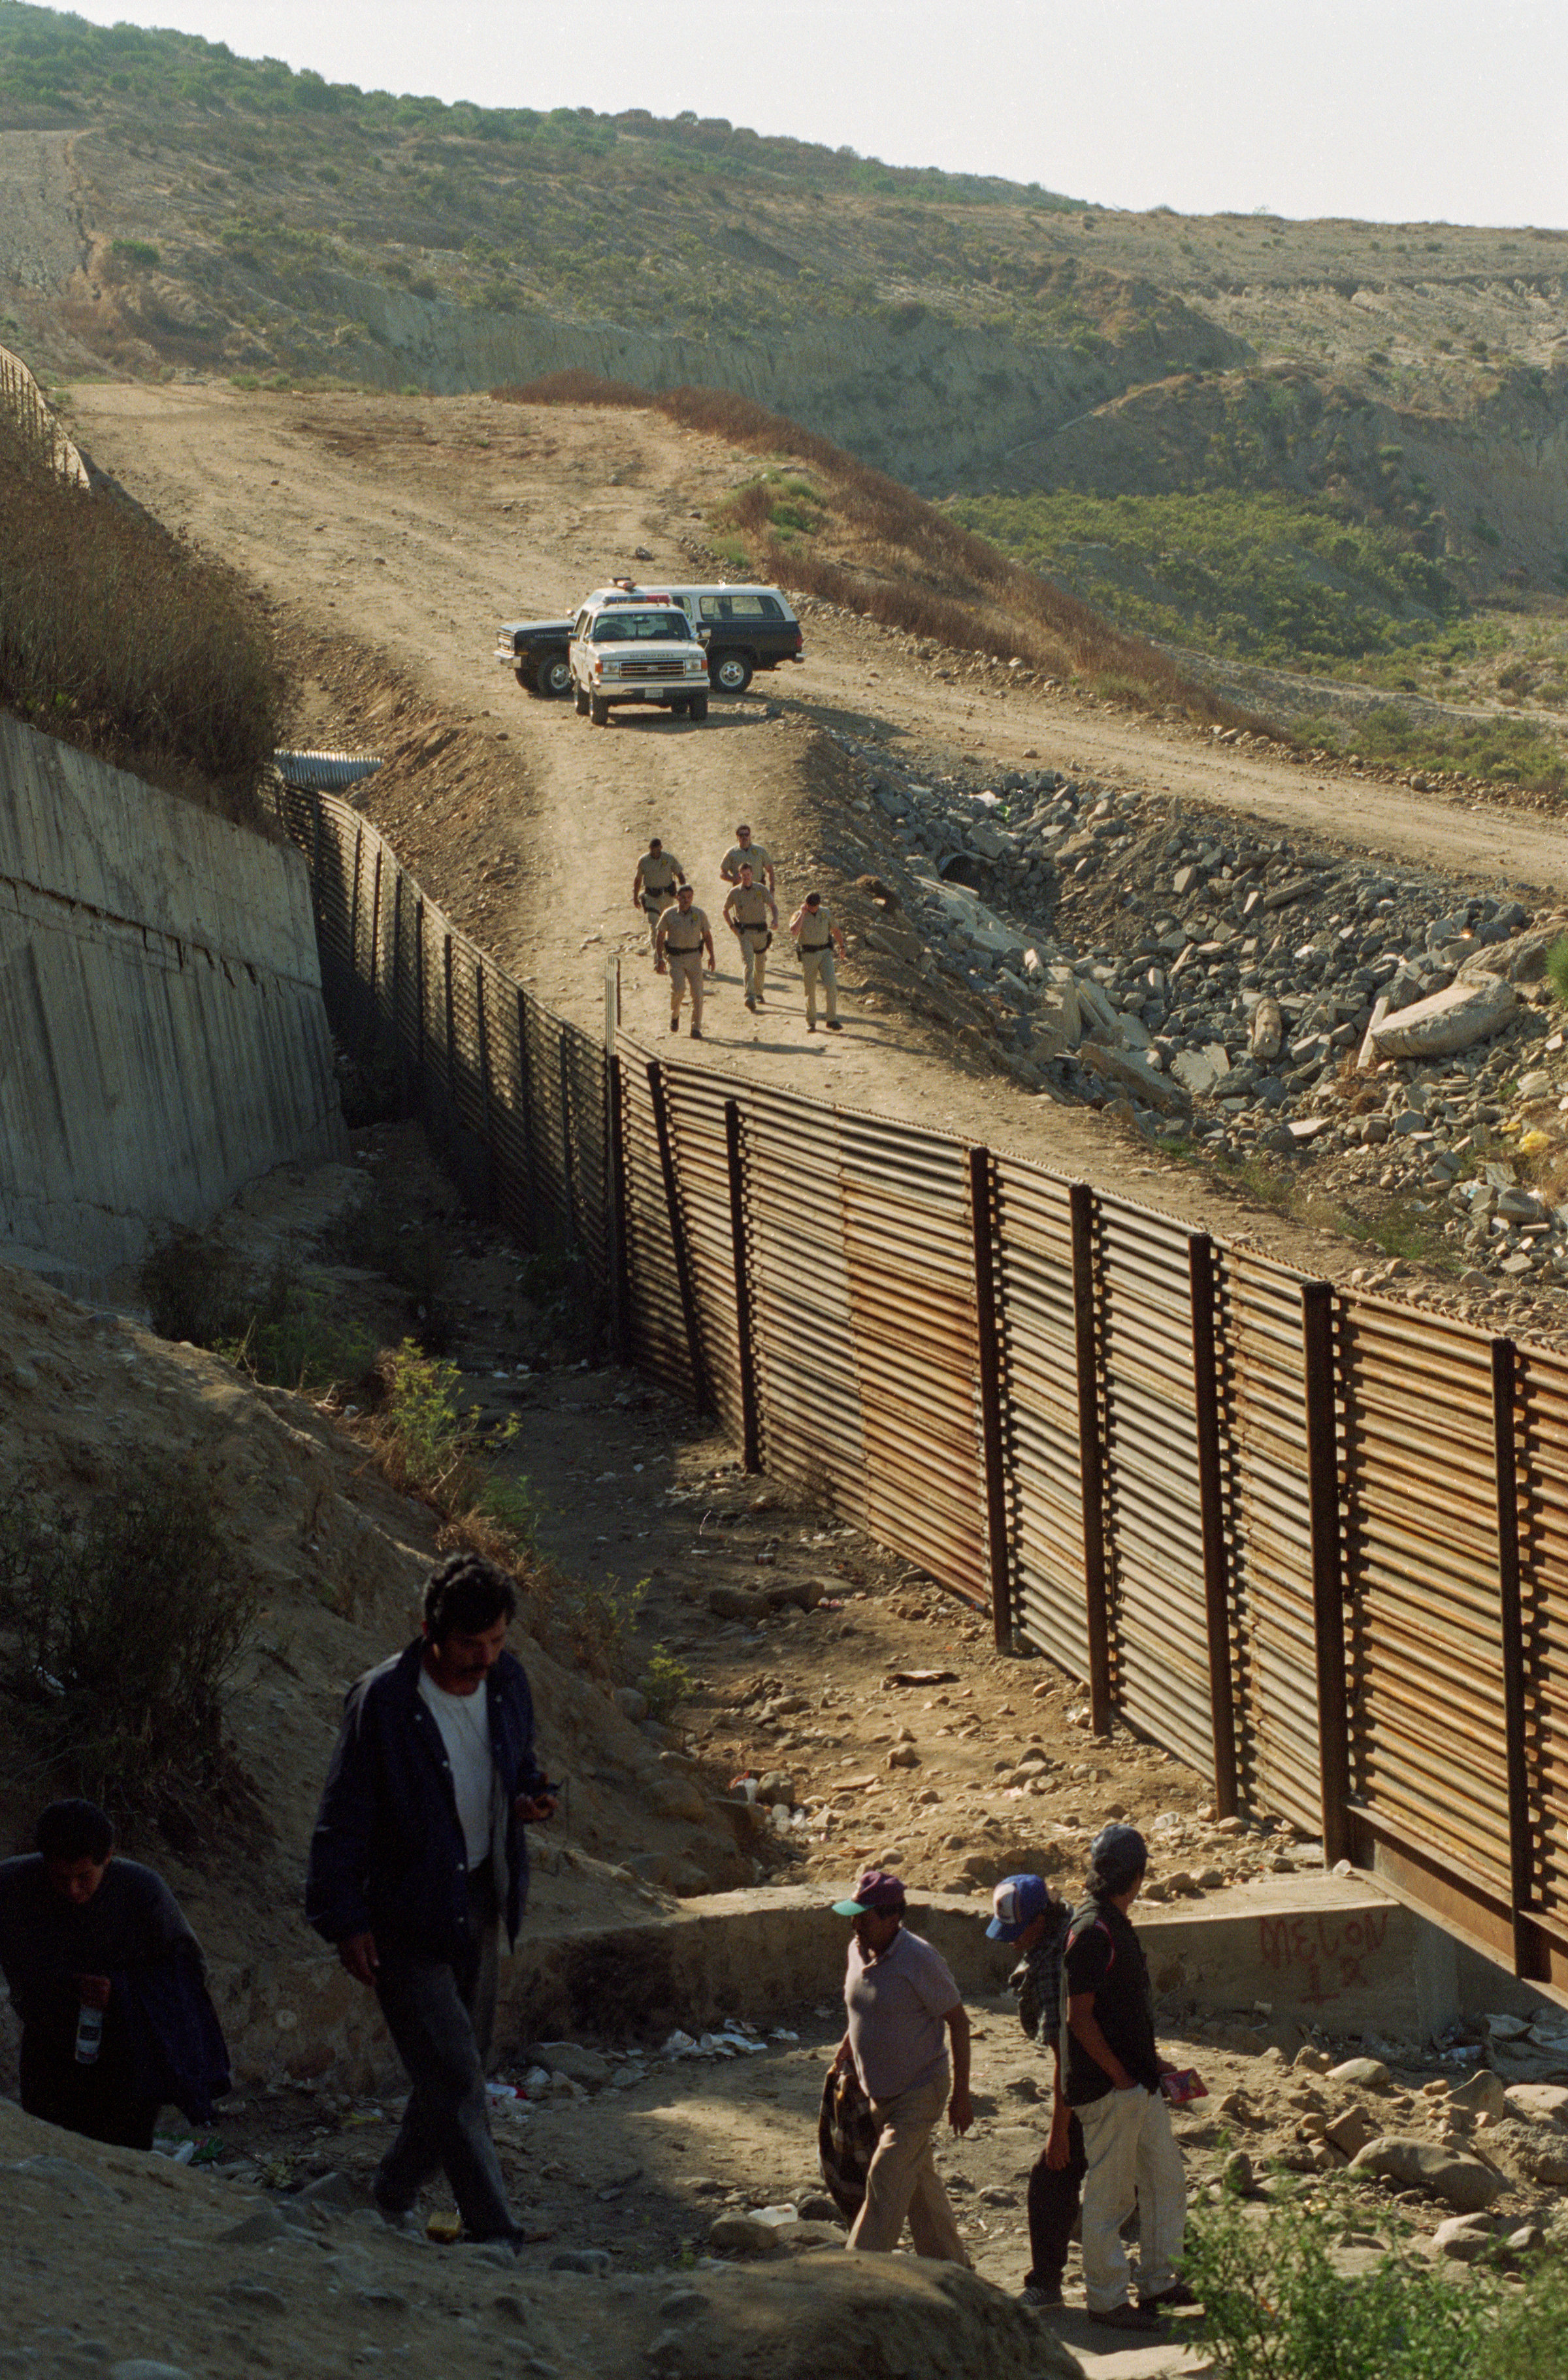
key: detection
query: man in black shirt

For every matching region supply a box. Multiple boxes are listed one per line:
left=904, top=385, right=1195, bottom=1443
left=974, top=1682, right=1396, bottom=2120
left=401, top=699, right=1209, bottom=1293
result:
left=0, top=1800, right=221, bottom=2151
left=990, top=1872, right=1086, bottom=2310
left=1063, top=1824, right=1190, bottom=2334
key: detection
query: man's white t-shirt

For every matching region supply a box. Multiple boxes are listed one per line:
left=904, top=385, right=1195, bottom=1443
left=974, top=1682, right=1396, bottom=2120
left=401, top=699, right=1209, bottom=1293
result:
left=418, top=1668, right=495, bottom=1865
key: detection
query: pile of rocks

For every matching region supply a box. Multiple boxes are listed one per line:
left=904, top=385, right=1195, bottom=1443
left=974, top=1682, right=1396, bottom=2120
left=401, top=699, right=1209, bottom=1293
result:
left=826, top=728, right=1568, bottom=1309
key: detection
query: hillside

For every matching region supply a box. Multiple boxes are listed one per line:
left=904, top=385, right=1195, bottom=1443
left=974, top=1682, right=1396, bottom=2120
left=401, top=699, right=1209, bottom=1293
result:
left=3, top=2, right=1566, bottom=771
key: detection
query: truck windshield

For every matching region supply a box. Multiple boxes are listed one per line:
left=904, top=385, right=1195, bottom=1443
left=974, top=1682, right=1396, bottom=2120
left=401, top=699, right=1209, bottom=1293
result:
left=590, top=612, right=687, bottom=643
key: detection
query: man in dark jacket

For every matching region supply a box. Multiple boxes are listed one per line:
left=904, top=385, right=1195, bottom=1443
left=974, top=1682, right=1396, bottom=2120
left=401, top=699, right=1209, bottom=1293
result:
left=0, top=1799, right=225, bottom=2151
left=989, top=1872, right=1085, bottom=2309
left=1064, top=1824, right=1190, bottom=2334
left=306, top=1552, right=555, bottom=2244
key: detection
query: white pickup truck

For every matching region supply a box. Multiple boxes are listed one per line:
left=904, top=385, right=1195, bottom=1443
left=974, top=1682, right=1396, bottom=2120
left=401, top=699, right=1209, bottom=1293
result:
left=568, top=588, right=711, bottom=727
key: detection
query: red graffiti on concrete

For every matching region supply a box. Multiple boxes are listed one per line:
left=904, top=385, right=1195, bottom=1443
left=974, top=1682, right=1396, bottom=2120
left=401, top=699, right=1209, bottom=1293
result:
left=1257, top=1910, right=1390, bottom=2006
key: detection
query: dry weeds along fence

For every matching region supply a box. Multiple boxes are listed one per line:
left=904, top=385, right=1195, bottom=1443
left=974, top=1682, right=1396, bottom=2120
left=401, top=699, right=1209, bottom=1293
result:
left=283, top=786, right=1568, bottom=2011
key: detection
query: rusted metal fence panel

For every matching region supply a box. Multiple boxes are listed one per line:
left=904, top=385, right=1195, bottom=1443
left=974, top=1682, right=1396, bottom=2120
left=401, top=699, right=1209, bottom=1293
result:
left=618, top=1056, right=698, bottom=1398
left=1341, top=1302, right=1514, bottom=1956
left=660, top=1061, right=749, bottom=1445
left=992, top=1163, right=1089, bottom=1682
left=1516, top=1344, right=1568, bottom=1994
left=1096, top=1195, right=1213, bottom=1777
left=1211, top=1250, right=1322, bottom=1838
left=741, top=1081, right=868, bottom=1522
left=836, top=1110, right=989, bottom=1613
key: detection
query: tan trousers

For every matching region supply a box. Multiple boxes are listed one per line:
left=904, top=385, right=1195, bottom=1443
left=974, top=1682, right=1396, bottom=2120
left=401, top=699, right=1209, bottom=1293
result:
left=848, top=2070, right=970, bottom=2264
left=802, top=946, right=838, bottom=1024
left=738, top=929, right=769, bottom=1002
left=642, top=895, right=669, bottom=952
left=668, top=950, right=704, bottom=1029
left=1076, top=2083, right=1186, bottom=2312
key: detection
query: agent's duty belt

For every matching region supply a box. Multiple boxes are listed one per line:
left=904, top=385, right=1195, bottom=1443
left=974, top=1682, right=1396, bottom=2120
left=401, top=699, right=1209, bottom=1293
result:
left=800, top=942, right=832, bottom=952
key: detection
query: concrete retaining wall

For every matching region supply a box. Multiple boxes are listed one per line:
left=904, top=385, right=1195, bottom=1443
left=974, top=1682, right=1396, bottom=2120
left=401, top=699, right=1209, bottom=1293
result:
left=204, top=1876, right=1559, bottom=2098
left=0, top=714, right=346, bottom=1284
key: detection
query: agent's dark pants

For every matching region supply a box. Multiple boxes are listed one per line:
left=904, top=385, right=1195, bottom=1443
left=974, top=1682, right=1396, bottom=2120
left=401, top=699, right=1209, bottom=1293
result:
left=372, top=1871, right=513, bottom=2241
left=1025, top=2111, right=1087, bottom=2293
left=20, top=2025, right=160, bottom=2152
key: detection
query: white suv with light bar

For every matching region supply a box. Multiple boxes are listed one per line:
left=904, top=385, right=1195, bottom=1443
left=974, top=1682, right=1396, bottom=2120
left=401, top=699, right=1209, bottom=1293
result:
left=567, top=589, right=711, bottom=728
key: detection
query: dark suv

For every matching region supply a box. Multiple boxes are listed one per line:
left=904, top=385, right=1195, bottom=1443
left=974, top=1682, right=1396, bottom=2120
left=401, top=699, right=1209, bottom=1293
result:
left=495, top=579, right=803, bottom=698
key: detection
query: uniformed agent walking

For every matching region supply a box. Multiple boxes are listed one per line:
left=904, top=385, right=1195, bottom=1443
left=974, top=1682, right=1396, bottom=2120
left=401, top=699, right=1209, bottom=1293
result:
left=722, top=863, right=778, bottom=1012
left=632, top=839, right=687, bottom=965
left=720, top=822, right=775, bottom=895
left=654, top=883, right=716, bottom=1038
left=789, top=889, right=848, bottom=1032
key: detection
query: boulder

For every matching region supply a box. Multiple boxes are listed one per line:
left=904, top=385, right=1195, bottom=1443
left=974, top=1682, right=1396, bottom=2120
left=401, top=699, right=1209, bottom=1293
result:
left=1458, top=922, right=1566, bottom=986
left=648, top=1773, right=710, bottom=1826
left=1368, top=978, right=1516, bottom=1060
left=1348, top=2136, right=1505, bottom=2211
left=708, top=1586, right=769, bottom=1624
left=1431, top=2215, right=1499, bottom=2263
left=527, top=2042, right=613, bottom=2091
left=1448, top=2070, right=1508, bottom=2121
left=1249, top=997, right=1283, bottom=1061
left=1079, top=1040, right=1189, bottom=1115
left=1503, top=2082, right=1568, bottom=2127
left=1323, top=2106, right=1377, bottom=2159
left=710, top=2211, right=791, bottom=2257
left=1329, top=2057, right=1390, bottom=2090
left=1075, top=979, right=1123, bottom=1041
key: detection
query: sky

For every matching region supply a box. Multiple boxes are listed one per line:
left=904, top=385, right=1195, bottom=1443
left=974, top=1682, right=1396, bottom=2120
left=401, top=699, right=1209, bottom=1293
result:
left=44, top=0, right=1568, bottom=229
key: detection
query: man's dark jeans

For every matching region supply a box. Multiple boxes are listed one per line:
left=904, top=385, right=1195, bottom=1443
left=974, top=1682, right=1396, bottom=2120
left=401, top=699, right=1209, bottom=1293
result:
left=373, top=1869, right=513, bottom=2241
left=1026, top=2111, right=1088, bottom=2292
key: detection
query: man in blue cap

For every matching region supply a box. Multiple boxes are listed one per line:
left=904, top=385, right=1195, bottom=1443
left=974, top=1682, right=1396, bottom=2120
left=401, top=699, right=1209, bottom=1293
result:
left=1063, top=1824, right=1191, bottom=2334
left=988, top=1872, right=1085, bottom=2309
left=828, top=1868, right=973, bottom=2262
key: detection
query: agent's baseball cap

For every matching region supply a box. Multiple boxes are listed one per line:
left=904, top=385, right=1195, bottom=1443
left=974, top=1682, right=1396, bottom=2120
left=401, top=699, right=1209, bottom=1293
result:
left=987, top=1873, right=1051, bottom=1941
left=832, top=1868, right=906, bottom=1917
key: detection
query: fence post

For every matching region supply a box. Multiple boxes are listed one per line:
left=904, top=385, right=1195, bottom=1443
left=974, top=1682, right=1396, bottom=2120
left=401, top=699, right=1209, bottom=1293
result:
left=515, top=989, right=539, bottom=1230
left=474, top=963, right=499, bottom=1223
left=647, top=1059, right=708, bottom=1413
left=1070, top=1182, right=1113, bottom=1736
left=1492, top=1336, right=1533, bottom=1974
left=559, top=1034, right=577, bottom=1245
left=726, top=1099, right=760, bottom=1472
left=414, top=900, right=427, bottom=1076
left=367, top=843, right=383, bottom=1015
left=347, top=823, right=363, bottom=972
left=968, top=1147, right=1013, bottom=1656
left=1301, top=1280, right=1350, bottom=1867
left=442, top=933, right=456, bottom=1090
left=1189, top=1234, right=1239, bottom=1818
left=603, top=964, right=629, bottom=1360
left=389, top=872, right=404, bottom=1085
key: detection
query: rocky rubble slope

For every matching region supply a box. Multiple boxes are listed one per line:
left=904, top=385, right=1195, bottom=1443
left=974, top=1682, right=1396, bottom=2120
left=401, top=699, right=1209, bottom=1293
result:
left=811, top=705, right=1568, bottom=1336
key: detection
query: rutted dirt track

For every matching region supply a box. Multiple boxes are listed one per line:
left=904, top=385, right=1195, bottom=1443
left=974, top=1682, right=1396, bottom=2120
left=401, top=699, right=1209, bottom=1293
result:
left=67, top=381, right=1568, bottom=1287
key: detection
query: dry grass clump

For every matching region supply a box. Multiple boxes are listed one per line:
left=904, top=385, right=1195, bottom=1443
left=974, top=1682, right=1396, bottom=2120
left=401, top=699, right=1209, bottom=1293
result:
left=495, top=370, right=1268, bottom=728
left=0, top=405, right=282, bottom=821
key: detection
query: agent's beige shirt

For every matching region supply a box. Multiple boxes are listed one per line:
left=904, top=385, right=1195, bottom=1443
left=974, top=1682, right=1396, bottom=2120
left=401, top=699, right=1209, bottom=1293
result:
left=726, top=885, right=773, bottom=931
left=639, top=851, right=683, bottom=899
left=797, top=904, right=836, bottom=950
left=659, top=903, right=710, bottom=956
left=722, top=842, right=772, bottom=883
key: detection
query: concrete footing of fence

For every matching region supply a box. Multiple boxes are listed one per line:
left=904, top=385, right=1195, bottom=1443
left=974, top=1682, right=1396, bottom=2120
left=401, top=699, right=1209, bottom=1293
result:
left=201, top=1873, right=1554, bottom=2096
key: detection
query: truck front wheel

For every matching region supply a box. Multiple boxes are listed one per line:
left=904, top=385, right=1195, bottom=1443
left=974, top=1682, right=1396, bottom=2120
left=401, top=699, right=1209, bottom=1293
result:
left=713, top=652, right=754, bottom=696
left=688, top=692, right=710, bottom=722
left=535, top=653, right=572, bottom=698
left=590, top=694, right=610, bottom=727
left=574, top=681, right=590, bottom=716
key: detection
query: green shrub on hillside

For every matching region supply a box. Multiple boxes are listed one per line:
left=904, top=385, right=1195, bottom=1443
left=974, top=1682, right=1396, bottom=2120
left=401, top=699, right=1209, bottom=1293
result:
left=0, top=405, right=280, bottom=811
left=945, top=487, right=1463, bottom=669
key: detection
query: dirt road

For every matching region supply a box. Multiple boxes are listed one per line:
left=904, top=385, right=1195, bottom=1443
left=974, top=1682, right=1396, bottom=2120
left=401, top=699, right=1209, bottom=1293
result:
left=65, top=381, right=1568, bottom=1279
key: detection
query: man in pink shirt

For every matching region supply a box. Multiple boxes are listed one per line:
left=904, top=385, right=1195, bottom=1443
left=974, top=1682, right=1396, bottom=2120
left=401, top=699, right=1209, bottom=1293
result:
left=830, top=1869, right=973, bottom=2262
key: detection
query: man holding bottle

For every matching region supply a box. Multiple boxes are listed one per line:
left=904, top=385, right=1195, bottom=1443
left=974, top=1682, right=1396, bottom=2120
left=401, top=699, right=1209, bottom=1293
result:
left=0, top=1798, right=222, bottom=2151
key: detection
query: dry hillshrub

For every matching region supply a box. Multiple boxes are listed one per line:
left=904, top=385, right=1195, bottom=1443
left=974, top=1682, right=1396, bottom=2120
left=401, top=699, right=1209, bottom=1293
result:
left=494, top=370, right=1268, bottom=728
left=0, top=1458, right=260, bottom=1822
left=0, top=404, right=281, bottom=820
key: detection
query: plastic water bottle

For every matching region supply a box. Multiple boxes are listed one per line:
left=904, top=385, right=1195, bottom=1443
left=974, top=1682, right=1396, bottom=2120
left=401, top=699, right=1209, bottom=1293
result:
left=74, top=2002, right=103, bottom=2066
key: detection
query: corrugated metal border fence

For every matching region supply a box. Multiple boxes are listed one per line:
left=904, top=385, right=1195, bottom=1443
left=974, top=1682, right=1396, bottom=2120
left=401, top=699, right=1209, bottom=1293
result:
left=1, top=344, right=91, bottom=488
left=286, top=788, right=1568, bottom=2006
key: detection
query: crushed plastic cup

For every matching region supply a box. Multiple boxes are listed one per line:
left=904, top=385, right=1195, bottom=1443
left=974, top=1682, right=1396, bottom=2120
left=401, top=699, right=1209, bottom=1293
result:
left=661, top=2029, right=698, bottom=2059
